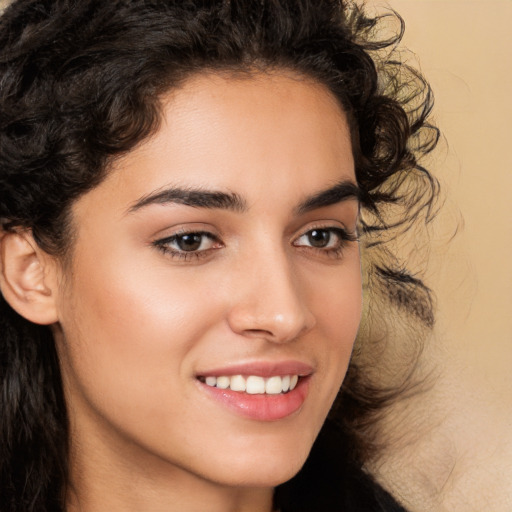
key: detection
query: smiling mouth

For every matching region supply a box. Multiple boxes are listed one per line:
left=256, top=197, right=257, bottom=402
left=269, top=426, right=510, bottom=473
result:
left=197, top=374, right=300, bottom=394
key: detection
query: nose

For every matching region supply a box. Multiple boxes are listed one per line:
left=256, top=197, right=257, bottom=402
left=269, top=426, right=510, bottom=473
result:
left=226, top=248, right=316, bottom=343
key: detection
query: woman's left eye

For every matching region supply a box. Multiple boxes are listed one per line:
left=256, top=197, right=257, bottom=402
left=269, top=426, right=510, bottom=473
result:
left=153, top=231, right=222, bottom=260
left=293, top=227, right=357, bottom=254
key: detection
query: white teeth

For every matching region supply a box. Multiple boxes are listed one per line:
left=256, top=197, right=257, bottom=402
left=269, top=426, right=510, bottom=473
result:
left=202, top=374, right=301, bottom=394
left=246, top=376, right=265, bottom=394
left=205, top=376, right=217, bottom=387
left=281, top=375, right=290, bottom=393
left=265, top=376, right=283, bottom=395
left=216, top=376, right=230, bottom=389
left=230, top=374, right=246, bottom=392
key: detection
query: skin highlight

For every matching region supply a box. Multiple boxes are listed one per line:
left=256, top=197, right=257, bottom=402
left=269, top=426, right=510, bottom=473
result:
left=42, top=72, right=363, bottom=512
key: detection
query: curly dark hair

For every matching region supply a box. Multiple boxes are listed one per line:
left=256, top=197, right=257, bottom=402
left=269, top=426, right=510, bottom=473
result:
left=0, top=0, right=438, bottom=510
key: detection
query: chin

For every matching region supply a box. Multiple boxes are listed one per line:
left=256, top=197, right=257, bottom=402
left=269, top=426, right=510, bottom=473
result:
left=198, top=440, right=312, bottom=489
left=210, top=465, right=304, bottom=489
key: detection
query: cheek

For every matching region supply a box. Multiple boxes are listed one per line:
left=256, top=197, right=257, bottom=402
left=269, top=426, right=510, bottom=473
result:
left=311, top=254, right=362, bottom=331
left=55, top=249, right=225, bottom=415
left=307, top=255, right=362, bottom=379
left=67, top=244, right=220, bottom=337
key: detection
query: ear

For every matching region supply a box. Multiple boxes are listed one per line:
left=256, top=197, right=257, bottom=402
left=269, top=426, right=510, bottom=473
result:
left=0, top=230, right=59, bottom=325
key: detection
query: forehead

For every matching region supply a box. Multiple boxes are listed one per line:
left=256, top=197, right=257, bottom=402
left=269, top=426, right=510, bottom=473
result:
left=77, top=71, right=355, bottom=218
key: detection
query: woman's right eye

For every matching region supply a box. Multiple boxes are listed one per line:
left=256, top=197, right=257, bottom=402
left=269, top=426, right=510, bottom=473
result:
left=153, top=231, right=223, bottom=260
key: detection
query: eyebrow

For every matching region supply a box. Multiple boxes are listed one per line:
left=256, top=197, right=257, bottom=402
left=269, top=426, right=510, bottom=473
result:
left=127, top=187, right=247, bottom=213
left=295, top=180, right=360, bottom=214
left=127, top=179, right=360, bottom=215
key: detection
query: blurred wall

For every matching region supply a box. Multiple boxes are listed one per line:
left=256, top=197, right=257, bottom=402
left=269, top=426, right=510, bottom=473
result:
left=388, top=0, right=512, bottom=384
left=367, top=1, right=512, bottom=510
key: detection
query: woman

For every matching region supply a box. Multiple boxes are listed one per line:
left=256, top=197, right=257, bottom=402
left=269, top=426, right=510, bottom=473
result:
left=0, top=1, right=437, bottom=510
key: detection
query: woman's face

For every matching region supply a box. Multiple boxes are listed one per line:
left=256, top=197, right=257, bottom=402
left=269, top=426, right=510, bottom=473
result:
left=52, top=72, right=362, bottom=490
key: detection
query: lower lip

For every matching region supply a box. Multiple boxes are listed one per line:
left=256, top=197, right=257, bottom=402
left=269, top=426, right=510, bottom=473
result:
left=198, top=377, right=311, bottom=421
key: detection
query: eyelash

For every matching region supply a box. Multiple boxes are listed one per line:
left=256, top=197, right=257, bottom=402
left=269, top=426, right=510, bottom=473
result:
left=153, top=226, right=358, bottom=262
left=293, top=226, right=359, bottom=259
left=153, top=230, right=221, bottom=262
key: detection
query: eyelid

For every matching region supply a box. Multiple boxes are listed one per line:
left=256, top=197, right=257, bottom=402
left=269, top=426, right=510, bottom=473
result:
left=292, top=226, right=357, bottom=245
left=150, top=221, right=358, bottom=263
left=291, top=220, right=358, bottom=241
left=151, top=222, right=222, bottom=241
left=153, top=221, right=223, bottom=244
left=291, top=222, right=359, bottom=260
left=151, top=225, right=224, bottom=261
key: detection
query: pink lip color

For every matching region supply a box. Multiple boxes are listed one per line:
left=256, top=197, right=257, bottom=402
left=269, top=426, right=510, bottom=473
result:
left=198, top=376, right=310, bottom=421
left=196, top=360, right=314, bottom=378
left=196, top=360, right=313, bottom=421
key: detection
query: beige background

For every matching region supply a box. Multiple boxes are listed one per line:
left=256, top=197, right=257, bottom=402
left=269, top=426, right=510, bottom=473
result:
left=386, top=0, right=512, bottom=382
left=366, top=1, right=512, bottom=511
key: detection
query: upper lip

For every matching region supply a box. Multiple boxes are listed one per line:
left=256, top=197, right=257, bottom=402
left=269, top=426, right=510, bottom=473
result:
left=196, top=360, right=314, bottom=378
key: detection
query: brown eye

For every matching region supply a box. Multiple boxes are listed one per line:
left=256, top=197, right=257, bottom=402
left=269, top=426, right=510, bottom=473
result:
left=294, top=228, right=343, bottom=250
left=175, top=233, right=203, bottom=251
left=154, top=231, right=222, bottom=256
left=307, top=229, right=331, bottom=248
left=292, top=227, right=358, bottom=258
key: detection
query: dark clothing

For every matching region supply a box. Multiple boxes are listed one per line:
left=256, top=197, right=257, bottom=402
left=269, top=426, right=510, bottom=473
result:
left=274, top=421, right=408, bottom=512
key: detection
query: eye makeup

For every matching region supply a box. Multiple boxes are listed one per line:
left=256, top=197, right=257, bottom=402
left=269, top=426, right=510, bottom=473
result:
left=152, top=223, right=358, bottom=263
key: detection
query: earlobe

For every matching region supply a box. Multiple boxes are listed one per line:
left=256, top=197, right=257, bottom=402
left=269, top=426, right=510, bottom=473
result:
left=0, top=230, right=59, bottom=325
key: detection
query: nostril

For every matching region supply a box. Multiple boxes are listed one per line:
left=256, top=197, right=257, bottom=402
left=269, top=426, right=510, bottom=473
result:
left=244, top=328, right=274, bottom=337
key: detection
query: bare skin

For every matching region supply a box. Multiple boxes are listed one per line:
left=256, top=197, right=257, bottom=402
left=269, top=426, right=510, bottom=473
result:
left=1, top=72, right=362, bottom=511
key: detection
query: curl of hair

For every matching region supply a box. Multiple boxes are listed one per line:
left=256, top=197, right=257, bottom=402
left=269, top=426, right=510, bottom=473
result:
left=0, top=1, right=439, bottom=510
